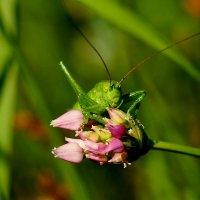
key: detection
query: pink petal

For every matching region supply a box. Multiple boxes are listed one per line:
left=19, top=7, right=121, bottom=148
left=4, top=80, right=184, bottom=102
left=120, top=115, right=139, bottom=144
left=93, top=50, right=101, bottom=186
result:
left=84, top=140, right=107, bottom=153
left=65, top=138, right=105, bottom=153
left=65, top=138, right=86, bottom=149
left=104, top=138, right=124, bottom=153
left=76, top=131, right=88, bottom=141
left=50, top=109, right=84, bottom=130
left=107, top=124, right=126, bottom=139
left=52, top=143, right=83, bottom=163
left=75, top=130, right=86, bottom=139
left=86, top=153, right=107, bottom=163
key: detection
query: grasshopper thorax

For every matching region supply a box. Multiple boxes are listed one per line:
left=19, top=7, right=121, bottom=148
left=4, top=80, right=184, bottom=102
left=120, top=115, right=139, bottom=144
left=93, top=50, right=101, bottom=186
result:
left=87, top=80, right=122, bottom=109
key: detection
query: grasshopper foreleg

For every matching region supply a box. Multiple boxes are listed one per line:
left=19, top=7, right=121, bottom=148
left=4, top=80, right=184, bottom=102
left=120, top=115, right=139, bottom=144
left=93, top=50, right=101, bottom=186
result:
left=121, top=90, right=146, bottom=118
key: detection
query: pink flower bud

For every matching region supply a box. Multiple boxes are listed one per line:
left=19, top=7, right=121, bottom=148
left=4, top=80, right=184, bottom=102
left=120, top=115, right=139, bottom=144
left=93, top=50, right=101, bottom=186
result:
left=107, top=124, right=126, bottom=139
left=107, top=108, right=127, bottom=124
left=76, top=130, right=100, bottom=142
left=104, top=138, right=124, bottom=153
left=92, top=126, right=112, bottom=141
left=84, top=140, right=107, bottom=153
left=65, top=137, right=107, bottom=154
left=52, top=143, right=83, bottom=163
left=50, top=109, right=84, bottom=130
left=108, top=152, right=128, bottom=163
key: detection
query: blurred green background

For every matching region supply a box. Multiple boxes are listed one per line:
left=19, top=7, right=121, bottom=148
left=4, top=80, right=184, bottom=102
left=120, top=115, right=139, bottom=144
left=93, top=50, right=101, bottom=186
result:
left=0, top=0, right=200, bottom=199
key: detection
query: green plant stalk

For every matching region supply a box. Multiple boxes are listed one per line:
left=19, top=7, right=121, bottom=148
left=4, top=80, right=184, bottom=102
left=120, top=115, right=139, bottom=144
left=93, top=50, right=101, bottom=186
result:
left=151, top=140, right=200, bottom=157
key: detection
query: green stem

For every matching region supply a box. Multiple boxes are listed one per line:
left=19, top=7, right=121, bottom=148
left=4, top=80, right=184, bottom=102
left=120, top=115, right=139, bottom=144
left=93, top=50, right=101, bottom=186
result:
left=151, top=140, right=200, bottom=158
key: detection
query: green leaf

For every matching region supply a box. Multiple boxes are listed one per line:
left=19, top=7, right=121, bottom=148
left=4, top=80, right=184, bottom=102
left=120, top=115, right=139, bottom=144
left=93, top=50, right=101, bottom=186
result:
left=0, top=63, right=18, bottom=200
left=0, top=0, right=17, bottom=36
left=0, top=54, right=15, bottom=93
left=76, top=0, right=200, bottom=81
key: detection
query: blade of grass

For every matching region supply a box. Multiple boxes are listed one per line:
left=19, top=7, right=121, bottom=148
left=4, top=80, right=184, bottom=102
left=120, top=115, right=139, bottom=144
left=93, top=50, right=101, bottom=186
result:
left=0, top=0, right=17, bottom=36
left=0, top=63, right=18, bottom=200
left=76, top=0, right=200, bottom=81
left=0, top=54, right=15, bottom=93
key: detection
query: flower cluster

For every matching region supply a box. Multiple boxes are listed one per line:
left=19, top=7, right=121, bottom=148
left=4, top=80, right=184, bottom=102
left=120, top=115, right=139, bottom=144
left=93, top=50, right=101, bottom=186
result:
left=51, top=108, right=149, bottom=167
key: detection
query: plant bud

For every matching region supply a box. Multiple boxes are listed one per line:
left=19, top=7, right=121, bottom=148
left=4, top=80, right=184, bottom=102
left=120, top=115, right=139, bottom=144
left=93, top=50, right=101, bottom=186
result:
left=50, top=109, right=84, bottom=130
left=92, top=126, right=112, bottom=141
left=107, top=108, right=127, bottom=124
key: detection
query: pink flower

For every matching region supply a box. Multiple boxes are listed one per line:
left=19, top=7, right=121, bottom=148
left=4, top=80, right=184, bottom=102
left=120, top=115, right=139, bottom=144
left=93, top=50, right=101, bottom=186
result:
left=50, top=109, right=84, bottom=130
left=104, top=138, right=124, bottom=153
left=51, top=108, right=131, bottom=165
left=107, top=124, right=126, bottom=139
left=52, top=143, right=83, bottom=163
left=59, top=137, right=125, bottom=164
left=65, top=137, right=107, bottom=154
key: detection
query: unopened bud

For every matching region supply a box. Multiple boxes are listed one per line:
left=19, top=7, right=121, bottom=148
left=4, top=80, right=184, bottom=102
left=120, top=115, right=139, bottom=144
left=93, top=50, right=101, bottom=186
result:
left=107, top=108, right=127, bottom=125
left=109, top=152, right=128, bottom=163
left=92, top=126, right=112, bottom=141
left=80, top=131, right=100, bottom=142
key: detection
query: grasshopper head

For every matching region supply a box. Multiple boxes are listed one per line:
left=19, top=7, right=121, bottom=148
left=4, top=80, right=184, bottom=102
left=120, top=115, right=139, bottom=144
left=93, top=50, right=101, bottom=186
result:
left=88, top=80, right=122, bottom=109
left=106, top=80, right=122, bottom=108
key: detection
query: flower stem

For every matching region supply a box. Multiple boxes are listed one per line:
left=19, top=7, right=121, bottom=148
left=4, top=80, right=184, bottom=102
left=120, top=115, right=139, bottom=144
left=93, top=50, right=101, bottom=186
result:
left=151, top=140, right=200, bottom=158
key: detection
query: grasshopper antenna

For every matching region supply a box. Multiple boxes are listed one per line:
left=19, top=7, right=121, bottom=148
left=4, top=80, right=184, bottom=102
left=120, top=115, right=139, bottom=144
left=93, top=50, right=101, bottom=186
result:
left=69, top=20, right=112, bottom=84
left=118, top=31, right=200, bottom=85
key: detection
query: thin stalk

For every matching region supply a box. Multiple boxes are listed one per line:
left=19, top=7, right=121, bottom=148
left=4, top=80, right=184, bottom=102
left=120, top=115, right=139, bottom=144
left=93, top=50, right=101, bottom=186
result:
left=151, top=140, right=200, bottom=158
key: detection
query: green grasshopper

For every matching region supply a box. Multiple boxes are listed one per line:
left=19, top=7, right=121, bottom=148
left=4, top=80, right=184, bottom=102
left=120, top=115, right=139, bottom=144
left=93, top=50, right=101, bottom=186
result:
left=60, top=61, right=148, bottom=161
left=60, top=61, right=145, bottom=124
left=60, top=31, right=200, bottom=126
